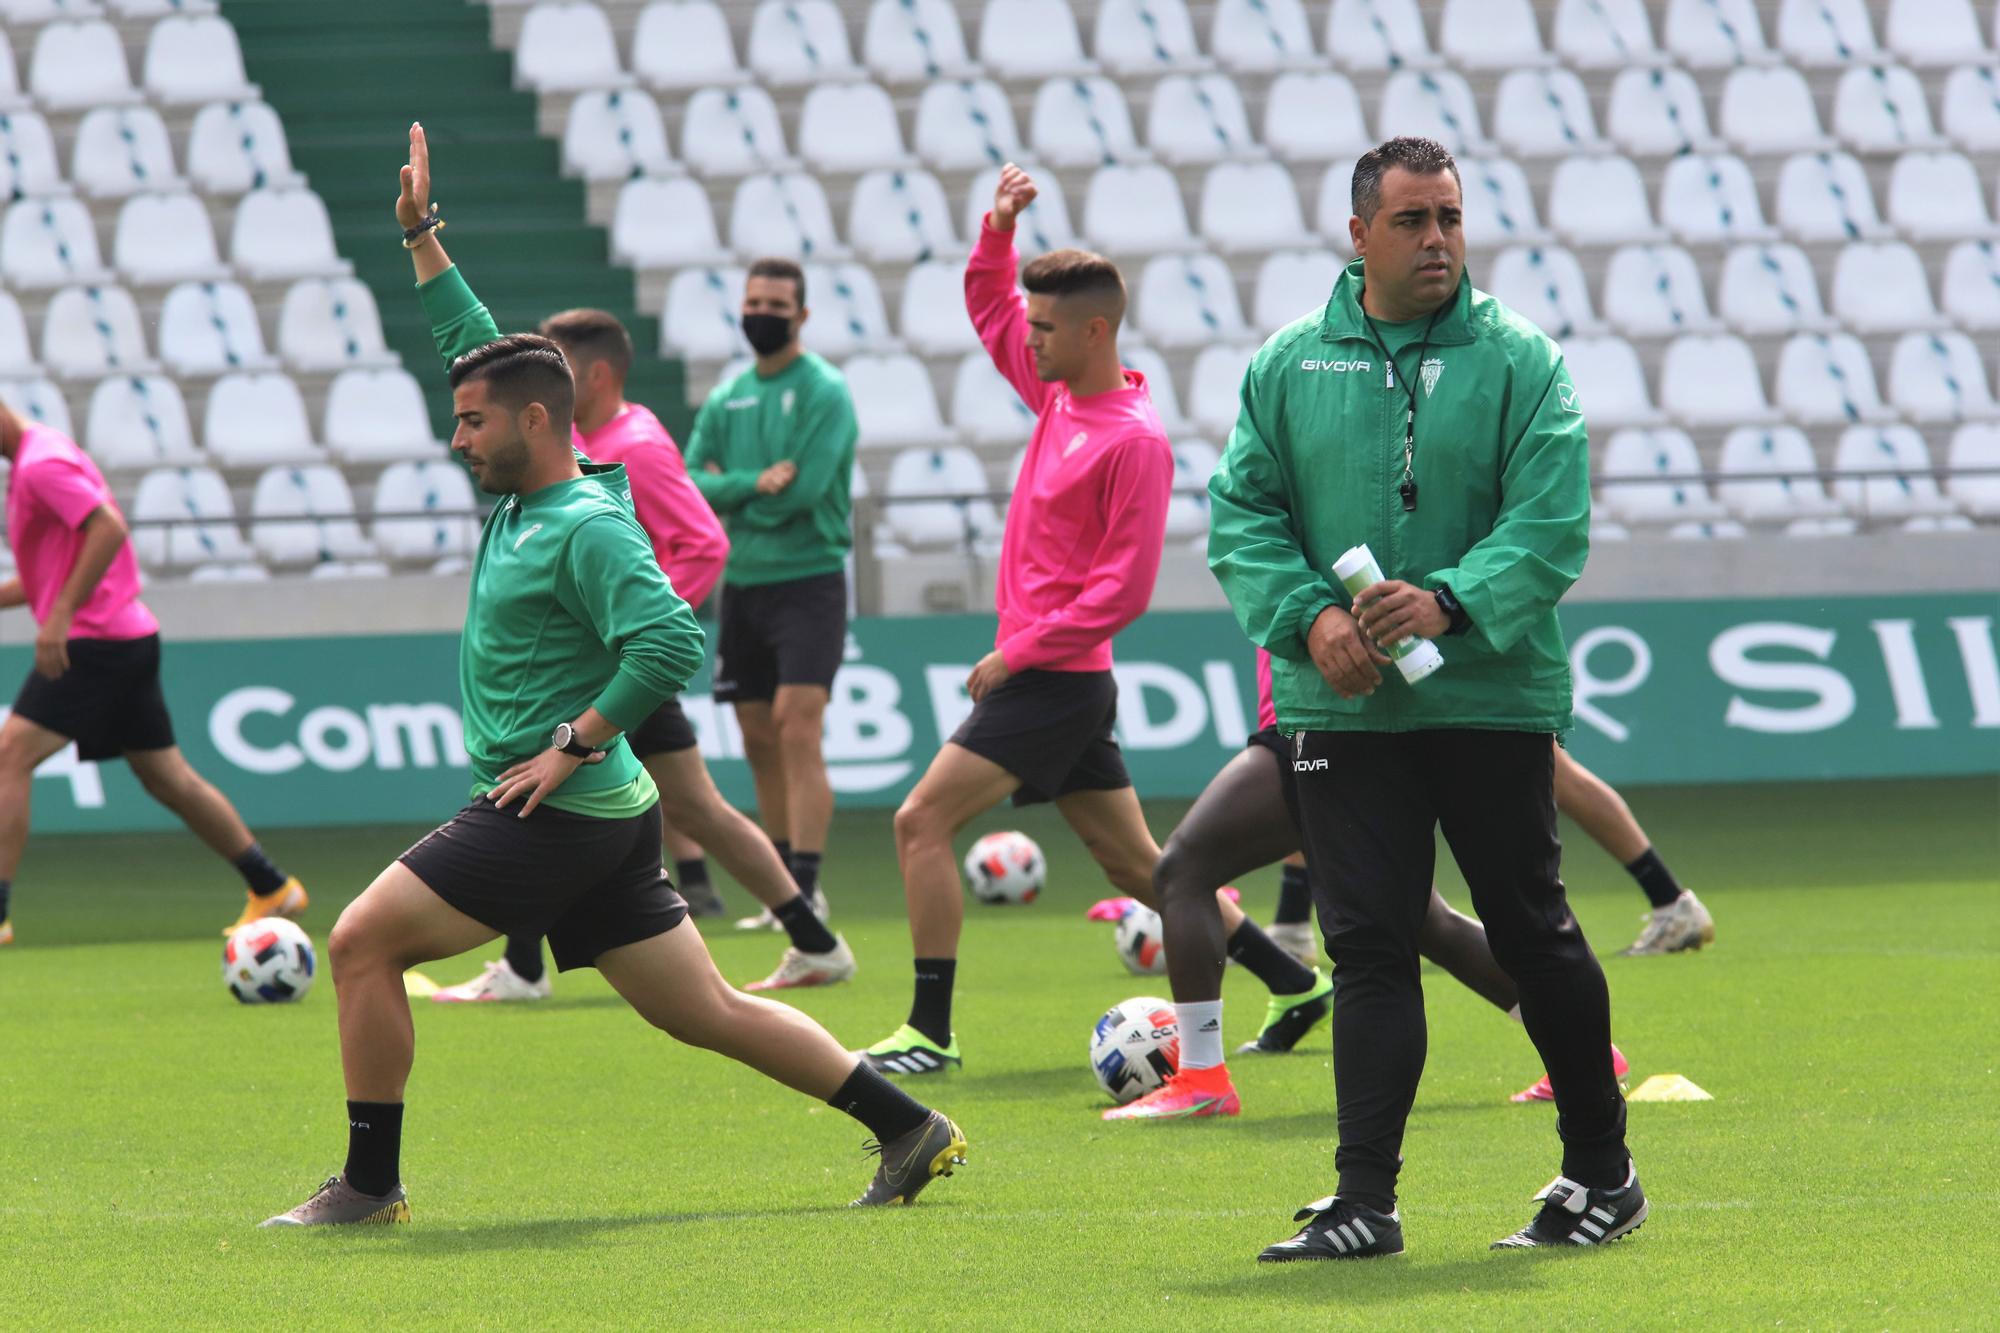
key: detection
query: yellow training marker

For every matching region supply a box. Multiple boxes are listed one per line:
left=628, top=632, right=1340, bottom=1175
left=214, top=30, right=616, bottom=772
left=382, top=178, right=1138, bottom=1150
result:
left=1628, top=1073, right=1712, bottom=1102
left=403, top=970, right=440, bottom=998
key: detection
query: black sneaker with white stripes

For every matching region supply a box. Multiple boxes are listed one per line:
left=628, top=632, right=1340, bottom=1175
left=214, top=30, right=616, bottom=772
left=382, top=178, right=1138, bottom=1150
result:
left=1256, top=1195, right=1404, bottom=1262
left=1491, top=1161, right=1648, bottom=1249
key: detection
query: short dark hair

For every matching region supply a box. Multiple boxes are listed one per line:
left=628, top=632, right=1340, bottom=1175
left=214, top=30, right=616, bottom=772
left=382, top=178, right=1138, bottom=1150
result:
left=1351, top=136, right=1462, bottom=224
left=1020, top=247, right=1127, bottom=324
left=538, top=307, right=633, bottom=379
left=448, top=333, right=575, bottom=427
left=746, top=256, right=806, bottom=307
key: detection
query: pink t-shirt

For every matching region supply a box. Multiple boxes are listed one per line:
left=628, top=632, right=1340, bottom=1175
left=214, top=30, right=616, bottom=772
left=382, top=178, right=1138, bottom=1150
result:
left=1255, top=647, right=1277, bottom=731
left=574, top=403, right=729, bottom=609
left=966, top=217, right=1173, bottom=673
left=6, top=424, right=157, bottom=640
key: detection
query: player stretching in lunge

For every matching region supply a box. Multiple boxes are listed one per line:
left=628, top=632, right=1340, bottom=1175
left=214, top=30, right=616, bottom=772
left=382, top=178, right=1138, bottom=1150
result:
left=395, top=130, right=854, bottom=1000
left=859, top=164, right=1332, bottom=1076
left=0, top=402, right=306, bottom=946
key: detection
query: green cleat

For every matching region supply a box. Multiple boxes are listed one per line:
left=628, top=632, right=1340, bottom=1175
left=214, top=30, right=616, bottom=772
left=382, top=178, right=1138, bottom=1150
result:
left=851, top=1110, right=967, bottom=1206
left=860, top=1023, right=961, bottom=1075
left=1235, top=969, right=1335, bottom=1054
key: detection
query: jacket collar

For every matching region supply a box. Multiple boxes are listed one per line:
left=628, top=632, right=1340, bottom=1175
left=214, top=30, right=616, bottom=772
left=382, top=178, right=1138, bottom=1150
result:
left=1317, top=257, right=1478, bottom=346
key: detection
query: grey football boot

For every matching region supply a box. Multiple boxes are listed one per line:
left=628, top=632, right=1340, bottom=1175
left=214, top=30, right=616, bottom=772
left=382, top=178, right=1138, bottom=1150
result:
left=261, top=1175, right=410, bottom=1227
left=850, top=1110, right=967, bottom=1206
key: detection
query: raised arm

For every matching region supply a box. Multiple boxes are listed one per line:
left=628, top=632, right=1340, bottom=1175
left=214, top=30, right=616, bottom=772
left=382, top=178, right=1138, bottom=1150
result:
left=396, top=122, right=502, bottom=370
left=964, top=163, right=1054, bottom=413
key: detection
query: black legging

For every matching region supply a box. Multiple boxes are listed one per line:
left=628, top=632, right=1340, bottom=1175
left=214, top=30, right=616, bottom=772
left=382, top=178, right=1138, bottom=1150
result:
left=1154, top=740, right=1519, bottom=1013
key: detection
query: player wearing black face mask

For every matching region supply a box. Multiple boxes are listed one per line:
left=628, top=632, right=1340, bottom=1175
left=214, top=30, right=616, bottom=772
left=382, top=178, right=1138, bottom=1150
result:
left=740, top=311, right=795, bottom=356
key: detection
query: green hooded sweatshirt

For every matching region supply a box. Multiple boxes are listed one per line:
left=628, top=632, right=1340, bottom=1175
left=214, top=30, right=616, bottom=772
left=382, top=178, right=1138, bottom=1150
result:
left=1207, top=257, right=1590, bottom=734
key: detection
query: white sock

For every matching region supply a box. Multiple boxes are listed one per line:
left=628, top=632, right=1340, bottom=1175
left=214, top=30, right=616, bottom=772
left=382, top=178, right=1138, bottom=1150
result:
left=1177, top=1000, right=1225, bottom=1070
left=1507, top=1003, right=1524, bottom=1025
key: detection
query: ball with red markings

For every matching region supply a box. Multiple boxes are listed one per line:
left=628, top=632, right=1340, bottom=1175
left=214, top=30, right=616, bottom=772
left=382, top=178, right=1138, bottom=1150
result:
left=1090, top=996, right=1180, bottom=1103
left=962, top=830, right=1045, bottom=905
left=222, top=918, right=316, bottom=1004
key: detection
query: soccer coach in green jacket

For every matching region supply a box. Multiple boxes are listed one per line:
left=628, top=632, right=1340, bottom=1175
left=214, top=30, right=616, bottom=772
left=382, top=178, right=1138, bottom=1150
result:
left=1209, top=137, right=1644, bottom=1261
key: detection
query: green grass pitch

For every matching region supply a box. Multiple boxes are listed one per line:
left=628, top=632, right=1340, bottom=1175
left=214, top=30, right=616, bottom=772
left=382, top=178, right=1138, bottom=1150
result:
left=4, top=777, right=1996, bottom=1330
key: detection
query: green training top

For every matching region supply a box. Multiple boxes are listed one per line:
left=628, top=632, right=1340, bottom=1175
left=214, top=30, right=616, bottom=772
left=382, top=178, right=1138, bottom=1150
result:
left=417, top=265, right=705, bottom=817
left=683, top=353, right=857, bottom=587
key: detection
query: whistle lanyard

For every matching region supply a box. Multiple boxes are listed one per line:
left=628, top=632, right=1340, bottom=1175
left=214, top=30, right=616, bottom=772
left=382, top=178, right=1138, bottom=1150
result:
left=1363, top=305, right=1444, bottom=512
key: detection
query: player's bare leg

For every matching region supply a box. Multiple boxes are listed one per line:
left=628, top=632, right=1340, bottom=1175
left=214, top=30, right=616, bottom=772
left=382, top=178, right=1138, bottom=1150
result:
left=124, top=745, right=309, bottom=933
left=771, top=683, right=834, bottom=904
left=1554, top=745, right=1713, bottom=955
left=733, top=700, right=791, bottom=851
left=0, top=712, right=69, bottom=942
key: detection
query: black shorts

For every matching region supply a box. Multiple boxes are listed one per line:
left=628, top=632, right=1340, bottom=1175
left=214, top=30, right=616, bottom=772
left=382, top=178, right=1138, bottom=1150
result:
left=713, top=570, right=847, bottom=704
left=950, top=668, right=1131, bottom=807
left=12, top=633, right=175, bottom=761
left=627, top=695, right=697, bottom=759
left=1247, top=724, right=1305, bottom=835
left=398, top=797, right=688, bottom=972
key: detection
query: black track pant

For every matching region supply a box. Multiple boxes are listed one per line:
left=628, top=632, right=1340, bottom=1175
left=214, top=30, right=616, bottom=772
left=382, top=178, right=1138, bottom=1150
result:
left=1291, top=728, right=1628, bottom=1207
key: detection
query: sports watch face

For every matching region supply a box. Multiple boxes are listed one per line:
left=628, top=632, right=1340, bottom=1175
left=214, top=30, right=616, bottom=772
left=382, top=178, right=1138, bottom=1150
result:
left=551, top=723, right=575, bottom=751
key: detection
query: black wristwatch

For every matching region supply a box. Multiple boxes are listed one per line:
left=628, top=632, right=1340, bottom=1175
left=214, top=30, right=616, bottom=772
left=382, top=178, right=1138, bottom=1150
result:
left=1434, top=586, right=1471, bottom=636
left=550, top=722, right=602, bottom=758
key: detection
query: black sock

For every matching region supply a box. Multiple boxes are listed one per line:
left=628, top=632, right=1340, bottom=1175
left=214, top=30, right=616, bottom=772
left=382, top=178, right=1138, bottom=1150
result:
left=771, top=837, right=792, bottom=870
left=343, top=1100, right=403, bottom=1197
left=827, top=1063, right=931, bottom=1144
left=906, top=958, right=957, bottom=1047
left=1229, top=919, right=1317, bottom=995
left=0, top=878, right=10, bottom=922
left=231, top=842, right=289, bottom=896
left=1275, top=863, right=1314, bottom=925
left=774, top=893, right=838, bottom=954
left=675, top=857, right=712, bottom=894
left=1624, top=848, right=1684, bottom=909
left=504, top=934, right=546, bottom=984
left=790, top=850, right=822, bottom=902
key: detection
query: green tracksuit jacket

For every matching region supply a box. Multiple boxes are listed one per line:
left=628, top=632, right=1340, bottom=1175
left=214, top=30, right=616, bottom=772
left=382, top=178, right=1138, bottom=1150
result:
left=1207, top=258, right=1590, bottom=734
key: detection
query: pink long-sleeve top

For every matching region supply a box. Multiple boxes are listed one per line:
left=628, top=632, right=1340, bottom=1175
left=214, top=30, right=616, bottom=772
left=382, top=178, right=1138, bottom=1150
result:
left=1256, top=647, right=1278, bottom=730
left=965, top=217, right=1172, bottom=673
left=574, top=402, right=729, bottom=609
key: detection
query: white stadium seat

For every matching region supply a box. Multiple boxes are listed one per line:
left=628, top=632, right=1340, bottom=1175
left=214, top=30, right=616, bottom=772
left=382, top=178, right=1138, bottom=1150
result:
left=72, top=107, right=182, bottom=199
left=250, top=465, right=377, bottom=568
left=143, top=14, right=257, bottom=104
left=680, top=86, right=793, bottom=177
left=964, top=163, right=1078, bottom=256
left=882, top=446, right=1000, bottom=549
left=864, top=0, right=976, bottom=82
left=1943, top=66, right=2000, bottom=152
left=307, top=560, right=394, bottom=580
left=112, top=0, right=223, bottom=15
left=899, top=260, right=980, bottom=357
left=1720, top=66, right=1834, bottom=155
left=0, top=377, right=72, bottom=436
left=1121, top=345, right=1192, bottom=437
left=1458, top=156, right=1551, bottom=250
left=848, top=168, right=957, bottom=263
left=1776, top=333, right=1892, bottom=424
left=1602, top=244, right=1720, bottom=337
left=1608, top=67, right=1723, bottom=156
left=1887, top=152, right=1997, bottom=241
left=1377, top=70, right=1491, bottom=155
left=30, top=20, right=139, bottom=110
left=1665, top=519, right=1748, bottom=542
left=372, top=460, right=480, bottom=561
left=800, top=263, right=895, bottom=360
left=1189, top=343, right=1255, bottom=439
left=1832, top=426, right=1960, bottom=520
left=1031, top=77, right=1145, bottom=167
left=1664, top=0, right=1774, bottom=67
left=1441, top=0, right=1552, bottom=71
left=1314, top=161, right=1359, bottom=246
left=278, top=277, right=397, bottom=372
left=1718, top=243, right=1836, bottom=335
left=847, top=353, right=946, bottom=449
left=915, top=80, right=1022, bottom=171
left=1165, top=439, right=1219, bottom=540
left=2, top=199, right=113, bottom=288
left=1254, top=249, right=1345, bottom=334
left=114, top=192, right=226, bottom=285
left=1212, top=0, right=1318, bottom=72
left=1942, top=241, right=2000, bottom=329
left=187, top=101, right=303, bottom=195
left=1560, top=335, right=1663, bottom=428
left=1200, top=161, right=1304, bottom=253
left=1487, top=245, right=1604, bottom=339
left=1600, top=428, right=1727, bottom=523
left=231, top=188, right=349, bottom=280
left=1554, top=0, right=1665, bottom=67
left=1493, top=69, right=1607, bottom=158
left=978, top=0, right=1092, bottom=80
left=1659, top=154, right=1776, bottom=243
left=800, top=82, right=911, bottom=174
left=1658, top=334, right=1779, bottom=426
left=1094, top=0, right=1207, bottom=76
left=1834, top=65, right=1945, bottom=152
left=1717, top=426, right=1848, bottom=524
left=85, top=375, right=200, bottom=468
left=0, top=32, right=28, bottom=112
left=42, top=284, right=154, bottom=379
left=1889, top=332, right=2000, bottom=423
left=563, top=90, right=675, bottom=181
left=634, top=2, right=745, bottom=89
left=1548, top=155, right=1664, bottom=245
left=1136, top=253, right=1251, bottom=347
left=950, top=352, right=1036, bottom=446
left=1, top=1, right=105, bottom=22
left=0, top=111, right=66, bottom=199
left=514, top=2, right=628, bottom=93
left=1777, top=0, right=1881, bottom=66
left=731, top=171, right=846, bottom=261
left=1148, top=74, right=1257, bottom=167
left=0, top=293, right=34, bottom=377
left=1831, top=242, right=1945, bottom=333
left=1326, top=0, right=1436, bottom=71
left=660, top=265, right=749, bottom=360
left=131, top=466, right=252, bottom=568
left=1887, top=0, right=1986, bottom=66
left=1776, top=151, right=1889, bottom=242
left=324, top=368, right=437, bottom=463
left=1946, top=424, right=2000, bottom=517
left=203, top=371, right=321, bottom=466
left=1263, top=72, right=1370, bottom=165
left=747, top=0, right=861, bottom=85
left=158, top=280, right=277, bottom=375
left=1082, top=163, right=1196, bottom=253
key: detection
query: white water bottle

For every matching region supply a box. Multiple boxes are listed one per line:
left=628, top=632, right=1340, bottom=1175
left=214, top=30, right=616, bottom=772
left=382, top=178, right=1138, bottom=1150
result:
left=1332, top=544, right=1444, bottom=686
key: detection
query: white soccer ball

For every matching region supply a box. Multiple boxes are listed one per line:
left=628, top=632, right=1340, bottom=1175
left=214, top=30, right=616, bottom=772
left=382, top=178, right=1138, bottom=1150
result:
left=1114, top=904, right=1169, bottom=975
left=1090, top=996, right=1180, bottom=1103
left=222, top=917, right=316, bottom=1004
left=963, top=830, right=1045, bottom=905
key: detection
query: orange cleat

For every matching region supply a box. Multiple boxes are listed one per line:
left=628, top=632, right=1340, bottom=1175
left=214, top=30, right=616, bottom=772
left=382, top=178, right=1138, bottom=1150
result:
left=1512, top=1043, right=1630, bottom=1103
left=222, top=878, right=309, bottom=937
left=1103, top=1064, right=1242, bottom=1121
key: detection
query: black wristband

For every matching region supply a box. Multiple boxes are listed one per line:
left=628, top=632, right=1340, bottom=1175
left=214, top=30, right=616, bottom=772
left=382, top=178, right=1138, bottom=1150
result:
left=402, top=203, right=445, bottom=248
left=1435, top=586, right=1471, bottom=636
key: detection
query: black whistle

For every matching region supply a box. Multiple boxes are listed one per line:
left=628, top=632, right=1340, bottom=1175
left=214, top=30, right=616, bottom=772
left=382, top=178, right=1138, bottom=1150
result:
left=1399, top=478, right=1419, bottom=512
